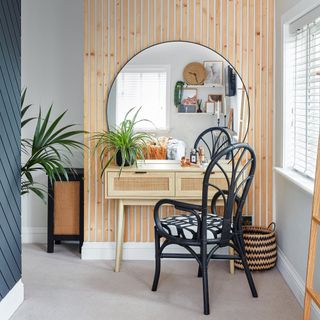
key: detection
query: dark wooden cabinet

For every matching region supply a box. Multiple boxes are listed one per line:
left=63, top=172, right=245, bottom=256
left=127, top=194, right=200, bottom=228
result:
left=47, top=168, right=84, bottom=253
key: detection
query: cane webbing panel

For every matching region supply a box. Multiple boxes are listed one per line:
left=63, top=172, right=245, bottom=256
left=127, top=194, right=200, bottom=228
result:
left=54, top=181, right=80, bottom=235
left=114, top=177, right=169, bottom=191
left=180, top=178, right=227, bottom=191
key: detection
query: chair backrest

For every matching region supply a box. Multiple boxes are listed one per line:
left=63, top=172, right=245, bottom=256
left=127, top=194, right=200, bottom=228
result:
left=201, top=143, right=256, bottom=244
left=193, top=127, right=232, bottom=160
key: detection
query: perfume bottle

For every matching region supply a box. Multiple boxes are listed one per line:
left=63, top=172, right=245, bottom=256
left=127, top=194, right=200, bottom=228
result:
left=198, top=146, right=205, bottom=164
left=190, top=148, right=197, bottom=164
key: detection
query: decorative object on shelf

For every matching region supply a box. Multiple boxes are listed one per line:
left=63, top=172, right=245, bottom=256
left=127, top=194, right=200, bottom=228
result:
left=183, top=62, right=207, bottom=85
left=178, top=104, right=197, bottom=113
left=180, top=156, right=201, bottom=167
left=234, top=223, right=277, bottom=271
left=190, top=148, right=197, bottom=164
left=228, top=109, right=234, bottom=130
left=208, top=93, right=223, bottom=103
left=178, top=88, right=197, bottom=113
left=166, top=139, right=186, bottom=160
left=206, top=102, right=215, bottom=113
left=196, top=99, right=203, bottom=113
left=145, top=136, right=169, bottom=160
left=181, top=88, right=197, bottom=105
left=225, top=65, right=237, bottom=96
left=198, top=146, right=205, bottom=164
left=203, top=61, right=223, bottom=86
left=94, top=107, right=152, bottom=174
left=174, top=81, right=185, bottom=107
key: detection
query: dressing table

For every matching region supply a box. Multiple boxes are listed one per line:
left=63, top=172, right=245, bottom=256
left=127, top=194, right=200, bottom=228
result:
left=105, top=160, right=237, bottom=272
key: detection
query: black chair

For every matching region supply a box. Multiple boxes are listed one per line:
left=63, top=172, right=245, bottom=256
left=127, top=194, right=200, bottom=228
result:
left=193, top=127, right=232, bottom=160
left=152, top=143, right=258, bottom=315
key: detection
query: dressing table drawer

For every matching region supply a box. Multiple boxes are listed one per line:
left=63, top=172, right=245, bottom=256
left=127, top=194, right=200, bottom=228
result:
left=175, top=172, right=228, bottom=198
left=106, top=171, right=175, bottom=198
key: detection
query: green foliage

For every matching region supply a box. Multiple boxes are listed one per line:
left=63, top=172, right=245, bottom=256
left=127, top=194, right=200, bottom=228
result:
left=94, top=107, right=152, bottom=176
left=21, top=89, right=85, bottom=201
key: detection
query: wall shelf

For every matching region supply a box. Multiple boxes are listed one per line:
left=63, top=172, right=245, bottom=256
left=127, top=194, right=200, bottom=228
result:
left=176, top=112, right=215, bottom=115
left=183, top=84, right=224, bottom=88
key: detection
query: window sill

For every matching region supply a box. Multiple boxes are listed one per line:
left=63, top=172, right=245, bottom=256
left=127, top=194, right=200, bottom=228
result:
left=274, top=167, right=314, bottom=195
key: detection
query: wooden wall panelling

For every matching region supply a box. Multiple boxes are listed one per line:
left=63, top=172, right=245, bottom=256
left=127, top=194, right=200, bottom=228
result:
left=261, top=0, right=267, bottom=227
left=83, top=0, right=275, bottom=242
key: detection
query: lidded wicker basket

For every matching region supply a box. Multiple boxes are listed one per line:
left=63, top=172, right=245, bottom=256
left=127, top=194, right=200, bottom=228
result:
left=235, top=223, right=277, bottom=271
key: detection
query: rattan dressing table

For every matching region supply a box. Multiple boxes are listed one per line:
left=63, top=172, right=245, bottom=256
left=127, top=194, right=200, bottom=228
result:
left=105, top=160, right=236, bottom=272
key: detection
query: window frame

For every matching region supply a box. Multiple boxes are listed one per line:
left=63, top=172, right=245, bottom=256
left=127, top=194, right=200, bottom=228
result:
left=282, top=3, right=320, bottom=182
left=115, top=64, right=171, bottom=133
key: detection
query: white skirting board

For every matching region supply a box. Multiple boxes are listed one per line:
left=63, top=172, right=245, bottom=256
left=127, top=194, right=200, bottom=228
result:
left=0, top=280, right=24, bottom=320
left=22, top=227, right=47, bottom=244
left=81, top=241, right=227, bottom=260
left=277, top=248, right=320, bottom=320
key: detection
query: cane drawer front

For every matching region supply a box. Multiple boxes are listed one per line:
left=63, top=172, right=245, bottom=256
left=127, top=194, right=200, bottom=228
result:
left=53, top=181, right=80, bottom=235
left=107, top=171, right=175, bottom=198
left=175, top=172, right=229, bottom=198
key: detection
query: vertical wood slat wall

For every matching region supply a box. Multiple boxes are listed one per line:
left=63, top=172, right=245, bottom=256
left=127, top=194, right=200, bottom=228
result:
left=83, top=0, right=274, bottom=242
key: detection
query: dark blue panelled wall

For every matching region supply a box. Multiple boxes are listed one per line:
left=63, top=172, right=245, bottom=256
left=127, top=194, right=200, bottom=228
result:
left=0, top=0, right=21, bottom=301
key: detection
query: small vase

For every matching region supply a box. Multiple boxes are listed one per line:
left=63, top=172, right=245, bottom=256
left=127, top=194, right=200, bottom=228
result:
left=116, top=150, right=133, bottom=167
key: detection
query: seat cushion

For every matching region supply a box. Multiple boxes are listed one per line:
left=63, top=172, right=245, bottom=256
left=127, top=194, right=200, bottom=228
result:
left=160, top=213, right=223, bottom=240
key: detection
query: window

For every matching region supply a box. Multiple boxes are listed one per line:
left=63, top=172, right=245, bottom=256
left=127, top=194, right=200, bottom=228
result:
left=115, top=65, right=169, bottom=131
left=284, top=7, right=320, bottom=179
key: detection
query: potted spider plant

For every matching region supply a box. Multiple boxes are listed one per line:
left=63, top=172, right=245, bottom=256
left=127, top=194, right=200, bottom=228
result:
left=21, top=89, right=85, bottom=201
left=94, top=107, right=152, bottom=175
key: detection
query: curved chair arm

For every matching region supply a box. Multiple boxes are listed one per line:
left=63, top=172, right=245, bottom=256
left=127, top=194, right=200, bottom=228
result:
left=154, top=199, right=202, bottom=240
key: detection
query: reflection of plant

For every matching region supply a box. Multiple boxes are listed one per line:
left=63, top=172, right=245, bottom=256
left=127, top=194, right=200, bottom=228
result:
left=94, top=107, right=152, bottom=175
left=21, top=89, right=85, bottom=201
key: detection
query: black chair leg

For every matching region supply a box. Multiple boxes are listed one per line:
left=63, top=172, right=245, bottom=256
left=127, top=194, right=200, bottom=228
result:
left=236, top=236, right=258, bottom=298
left=197, top=265, right=202, bottom=277
left=201, top=250, right=210, bottom=315
left=152, top=228, right=161, bottom=291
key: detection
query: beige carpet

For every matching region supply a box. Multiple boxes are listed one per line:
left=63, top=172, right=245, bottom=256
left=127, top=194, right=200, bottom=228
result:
left=12, top=244, right=302, bottom=320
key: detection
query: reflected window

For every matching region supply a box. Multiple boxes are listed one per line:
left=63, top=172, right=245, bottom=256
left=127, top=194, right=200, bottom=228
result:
left=116, top=65, right=170, bottom=131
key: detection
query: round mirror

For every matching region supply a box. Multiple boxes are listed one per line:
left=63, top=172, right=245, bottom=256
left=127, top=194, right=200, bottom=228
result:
left=107, top=41, right=249, bottom=161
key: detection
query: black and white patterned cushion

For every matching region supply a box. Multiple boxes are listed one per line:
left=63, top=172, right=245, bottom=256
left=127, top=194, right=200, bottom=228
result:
left=160, top=213, right=223, bottom=240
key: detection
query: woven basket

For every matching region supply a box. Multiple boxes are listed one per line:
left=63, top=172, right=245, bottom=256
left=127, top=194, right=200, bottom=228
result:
left=234, top=223, right=277, bottom=271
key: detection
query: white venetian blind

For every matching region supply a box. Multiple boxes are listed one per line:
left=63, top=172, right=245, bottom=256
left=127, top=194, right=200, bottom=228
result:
left=116, top=66, right=168, bottom=131
left=287, top=12, right=320, bottom=179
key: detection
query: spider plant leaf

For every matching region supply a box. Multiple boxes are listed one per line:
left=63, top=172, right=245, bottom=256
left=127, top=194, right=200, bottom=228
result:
left=21, top=117, right=36, bottom=128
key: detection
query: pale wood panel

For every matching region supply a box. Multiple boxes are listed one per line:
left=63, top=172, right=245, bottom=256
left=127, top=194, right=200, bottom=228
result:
left=83, top=0, right=275, bottom=242
left=83, top=0, right=89, bottom=241
left=208, top=0, right=215, bottom=48
left=267, top=0, right=274, bottom=226
left=261, top=0, right=267, bottom=227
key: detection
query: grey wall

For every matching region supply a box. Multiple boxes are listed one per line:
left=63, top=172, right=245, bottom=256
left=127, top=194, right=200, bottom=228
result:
left=274, top=0, right=320, bottom=304
left=21, top=0, right=83, bottom=242
left=0, top=0, right=21, bottom=300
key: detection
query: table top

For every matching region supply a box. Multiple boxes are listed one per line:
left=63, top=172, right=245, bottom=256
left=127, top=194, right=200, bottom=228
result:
left=106, top=159, right=233, bottom=173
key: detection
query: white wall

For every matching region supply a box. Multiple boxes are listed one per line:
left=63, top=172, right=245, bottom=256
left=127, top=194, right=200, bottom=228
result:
left=108, top=42, right=241, bottom=153
left=21, top=0, right=84, bottom=243
left=275, top=0, right=320, bottom=316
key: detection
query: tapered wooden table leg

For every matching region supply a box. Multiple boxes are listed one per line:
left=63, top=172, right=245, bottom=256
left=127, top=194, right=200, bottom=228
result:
left=229, top=247, right=235, bottom=274
left=115, top=200, right=125, bottom=272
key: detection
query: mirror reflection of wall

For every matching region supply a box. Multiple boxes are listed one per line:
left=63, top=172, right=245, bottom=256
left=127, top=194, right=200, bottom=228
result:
left=108, top=42, right=248, bottom=159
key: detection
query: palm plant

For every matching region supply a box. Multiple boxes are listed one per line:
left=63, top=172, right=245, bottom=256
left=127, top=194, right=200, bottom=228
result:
left=94, top=107, right=152, bottom=175
left=21, top=89, right=85, bottom=201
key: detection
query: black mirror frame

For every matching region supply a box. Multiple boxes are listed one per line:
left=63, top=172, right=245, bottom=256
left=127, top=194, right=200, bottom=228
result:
left=106, top=40, right=250, bottom=143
